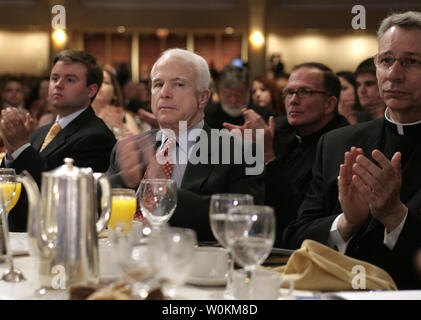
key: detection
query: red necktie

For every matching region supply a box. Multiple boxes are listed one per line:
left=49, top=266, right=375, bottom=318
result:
left=134, top=138, right=176, bottom=220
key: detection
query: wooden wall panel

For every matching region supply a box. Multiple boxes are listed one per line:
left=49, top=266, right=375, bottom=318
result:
left=139, top=34, right=161, bottom=79
left=84, top=34, right=106, bottom=66
left=111, top=34, right=131, bottom=64
left=221, top=35, right=242, bottom=69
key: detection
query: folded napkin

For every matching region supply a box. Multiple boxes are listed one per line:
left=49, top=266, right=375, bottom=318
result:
left=269, top=239, right=397, bottom=291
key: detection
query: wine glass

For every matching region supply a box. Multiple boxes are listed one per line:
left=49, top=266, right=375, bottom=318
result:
left=111, top=221, right=157, bottom=300
left=138, top=179, right=177, bottom=229
left=0, top=168, right=25, bottom=282
left=148, top=226, right=197, bottom=299
left=225, top=205, right=275, bottom=300
left=209, top=193, right=254, bottom=299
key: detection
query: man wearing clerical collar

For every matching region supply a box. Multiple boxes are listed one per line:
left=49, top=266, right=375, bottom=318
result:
left=282, top=11, right=421, bottom=289
left=107, top=48, right=264, bottom=242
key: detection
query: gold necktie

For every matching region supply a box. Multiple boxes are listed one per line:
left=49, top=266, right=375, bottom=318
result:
left=40, top=122, right=61, bottom=152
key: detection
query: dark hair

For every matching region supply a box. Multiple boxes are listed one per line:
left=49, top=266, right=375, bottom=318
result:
left=27, top=77, right=49, bottom=105
left=336, top=71, right=361, bottom=111
left=2, top=77, right=23, bottom=91
left=218, top=64, right=250, bottom=90
left=103, top=69, right=124, bottom=107
left=53, top=50, right=103, bottom=100
left=251, top=76, right=285, bottom=115
left=292, top=62, right=341, bottom=100
left=355, top=57, right=376, bottom=77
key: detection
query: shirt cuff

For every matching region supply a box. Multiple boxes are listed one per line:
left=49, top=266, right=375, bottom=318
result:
left=383, top=209, right=408, bottom=250
left=327, top=213, right=354, bottom=254
left=4, top=143, right=31, bottom=167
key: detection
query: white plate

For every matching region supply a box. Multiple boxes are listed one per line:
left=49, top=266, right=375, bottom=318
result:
left=187, top=275, right=227, bottom=287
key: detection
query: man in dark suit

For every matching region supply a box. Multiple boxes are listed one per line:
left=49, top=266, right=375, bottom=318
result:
left=223, top=63, right=349, bottom=245
left=1, top=50, right=116, bottom=231
left=107, top=48, right=265, bottom=242
left=282, top=11, right=421, bottom=289
left=204, top=64, right=276, bottom=130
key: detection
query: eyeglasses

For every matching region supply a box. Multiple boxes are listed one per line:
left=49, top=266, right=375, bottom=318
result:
left=374, top=54, right=421, bottom=73
left=282, top=88, right=329, bottom=99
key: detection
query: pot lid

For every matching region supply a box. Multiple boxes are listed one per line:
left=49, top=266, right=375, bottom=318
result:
left=44, top=157, right=93, bottom=178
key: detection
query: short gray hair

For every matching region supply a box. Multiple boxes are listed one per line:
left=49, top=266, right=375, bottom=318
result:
left=218, top=64, right=250, bottom=90
left=377, top=11, right=421, bottom=43
left=150, top=48, right=210, bottom=91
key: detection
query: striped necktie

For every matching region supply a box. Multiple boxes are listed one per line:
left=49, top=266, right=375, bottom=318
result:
left=40, top=122, right=61, bottom=152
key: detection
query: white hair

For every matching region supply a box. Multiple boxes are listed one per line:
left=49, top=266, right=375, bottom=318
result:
left=150, top=48, right=211, bottom=92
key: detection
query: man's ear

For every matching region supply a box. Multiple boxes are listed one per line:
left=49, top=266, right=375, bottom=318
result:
left=198, top=89, right=211, bottom=110
left=87, top=83, right=99, bottom=100
left=325, top=96, right=338, bottom=115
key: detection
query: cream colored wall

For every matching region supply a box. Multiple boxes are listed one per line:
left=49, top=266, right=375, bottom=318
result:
left=267, top=30, right=378, bottom=73
left=0, top=31, right=50, bottom=75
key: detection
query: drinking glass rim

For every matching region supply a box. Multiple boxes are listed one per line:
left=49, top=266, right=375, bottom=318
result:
left=141, top=178, right=176, bottom=184
left=111, top=188, right=136, bottom=196
left=210, top=193, right=254, bottom=200
left=0, top=168, right=16, bottom=175
left=227, top=205, right=274, bottom=215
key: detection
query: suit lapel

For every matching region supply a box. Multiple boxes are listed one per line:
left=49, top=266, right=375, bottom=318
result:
left=181, top=123, right=215, bottom=191
left=362, top=118, right=385, bottom=162
left=400, top=139, right=421, bottom=204
left=32, top=124, right=52, bottom=151
left=39, top=107, right=94, bottom=157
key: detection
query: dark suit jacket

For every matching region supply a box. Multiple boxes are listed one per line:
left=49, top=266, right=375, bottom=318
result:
left=106, top=123, right=266, bottom=242
left=8, top=106, right=116, bottom=231
left=282, top=118, right=421, bottom=289
left=266, top=114, right=349, bottom=246
left=204, top=103, right=277, bottom=130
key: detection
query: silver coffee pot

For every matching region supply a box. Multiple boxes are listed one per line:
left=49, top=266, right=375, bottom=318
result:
left=18, top=158, right=111, bottom=289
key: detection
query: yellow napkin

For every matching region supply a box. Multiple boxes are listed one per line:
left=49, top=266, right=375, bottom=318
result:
left=270, top=239, right=397, bottom=291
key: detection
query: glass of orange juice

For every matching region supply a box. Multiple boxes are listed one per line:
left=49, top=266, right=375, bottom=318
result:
left=0, top=168, right=25, bottom=282
left=0, top=169, right=21, bottom=213
left=108, top=188, right=137, bottom=234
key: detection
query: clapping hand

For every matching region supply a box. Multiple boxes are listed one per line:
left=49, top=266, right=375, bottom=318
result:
left=337, top=147, right=370, bottom=240
left=223, top=109, right=276, bottom=163
left=0, top=107, right=33, bottom=154
left=117, top=134, right=155, bottom=188
left=338, top=147, right=407, bottom=240
left=351, top=149, right=407, bottom=232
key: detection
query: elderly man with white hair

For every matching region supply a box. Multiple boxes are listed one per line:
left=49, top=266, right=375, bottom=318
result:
left=107, top=48, right=265, bottom=242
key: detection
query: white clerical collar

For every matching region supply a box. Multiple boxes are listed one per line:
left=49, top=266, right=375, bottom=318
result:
left=384, top=108, right=421, bottom=135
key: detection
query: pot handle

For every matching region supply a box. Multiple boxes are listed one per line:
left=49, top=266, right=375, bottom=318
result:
left=94, top=173, right=111, bottom=234
left=16, top=171, right=51, bottom=257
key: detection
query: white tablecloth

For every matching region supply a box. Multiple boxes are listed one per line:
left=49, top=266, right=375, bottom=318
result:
left=3, top=233, right=419, bottom=300
left=0, top=233, right=226, bottom=300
